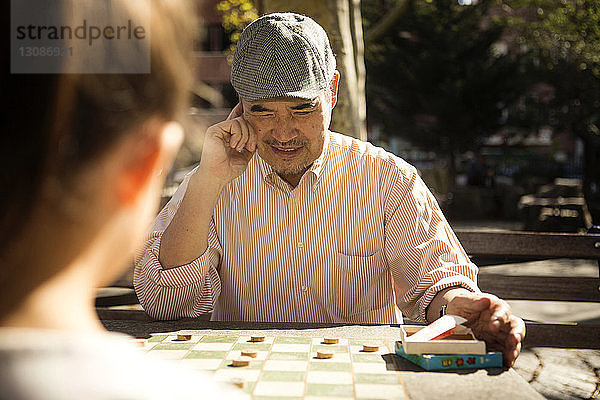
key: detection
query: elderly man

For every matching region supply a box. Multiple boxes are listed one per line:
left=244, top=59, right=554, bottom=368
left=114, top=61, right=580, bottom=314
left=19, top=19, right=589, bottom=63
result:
left=135, top=13, right=525, bottom=366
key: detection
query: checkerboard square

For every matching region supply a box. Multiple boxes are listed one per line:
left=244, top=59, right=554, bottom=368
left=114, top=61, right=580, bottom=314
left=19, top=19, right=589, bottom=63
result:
left=179, top=358, right=222, bottom=371
left=254, top=381, right=305, bottom=397
left=355, top=373, right=401, bottom=384
left=309, top=362, right=352, bottom=371
left=352, top=362, right=393, bottom=373
left=352, top=353, right=384, bottom=363
left=306, top=371, right=353, bottom=384
left=214, top=368, right=261, bottom=382
left=306, top=383, right=353, bottom=397
left=146, top=350, right=188, bottom=360
left=153, top=343, right=194, bottom=351
left=269, top=352, right=310, bottom=361
left=261, top=371, right=306, bottom=381
left=199, top=336, right=238, bottom=343
left=263, top=360, right=308, bottom=371
left=147, top=335, right=168, bottom=343
left=185, top=350, right=228, bottom=359
left=276, top=337, right=312, bottom=344
left=192, top=342, right=234, bottom=351
left=355, top=384, right=408, bottom=399
left=271, top=343, right=312, bottom=353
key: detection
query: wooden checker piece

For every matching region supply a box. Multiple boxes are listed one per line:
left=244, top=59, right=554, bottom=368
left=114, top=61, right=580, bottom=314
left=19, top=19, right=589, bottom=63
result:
left=229, top=377, right=245, bottom=388
left=241, top=349, right=258, bottom=358
left=316, top=350, right=334, bottom=359
left=323, top=337, right=339, bottom=344
left=175, top=334, right=192, bottom=341
left=249, top=336, right=265, bottom=343
left=362, top=344, right=379, bottom=352
left=231, top=356, right=253, bottom=367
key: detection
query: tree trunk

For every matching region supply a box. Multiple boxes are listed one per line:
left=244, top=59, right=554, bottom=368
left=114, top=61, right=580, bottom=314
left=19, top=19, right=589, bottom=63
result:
left=258, top=0, right=367, bottom=140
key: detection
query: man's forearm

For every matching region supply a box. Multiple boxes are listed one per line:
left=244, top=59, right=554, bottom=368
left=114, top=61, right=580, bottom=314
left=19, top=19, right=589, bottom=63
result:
left=159, top=170, right=225, bottom=269
left=426, top=286, right=471, bottom=322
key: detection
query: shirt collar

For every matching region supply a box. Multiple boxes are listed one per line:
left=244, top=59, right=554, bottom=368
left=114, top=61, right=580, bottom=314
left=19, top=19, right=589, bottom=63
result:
left=307, top=130, right=331, bottom=181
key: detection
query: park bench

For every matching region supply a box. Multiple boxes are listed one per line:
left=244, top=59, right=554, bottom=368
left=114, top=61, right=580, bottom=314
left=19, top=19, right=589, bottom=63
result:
left=455, top=229, right=600, bottom=349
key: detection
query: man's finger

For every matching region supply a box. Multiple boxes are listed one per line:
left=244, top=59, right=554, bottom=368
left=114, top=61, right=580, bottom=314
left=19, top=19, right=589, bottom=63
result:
left=229, top=119, right=243, bottom=149
left=509, top=316, right=526, bottom=341
left=504, top=337, right=522, bottom=368
left=488, top=300, right=511, bottom=331
left=237, top=118, right=249, bottom=152
left=245, top=120, right=257, bottom=152
left=227, top=102, right=243, bottom=120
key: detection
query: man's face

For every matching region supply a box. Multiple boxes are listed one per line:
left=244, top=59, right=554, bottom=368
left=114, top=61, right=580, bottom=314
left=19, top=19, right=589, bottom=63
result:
left=242, top=93, right=331, bottom=177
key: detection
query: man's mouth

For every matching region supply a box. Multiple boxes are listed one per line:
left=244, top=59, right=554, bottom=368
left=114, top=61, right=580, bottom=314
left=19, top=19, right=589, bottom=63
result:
left=270, top=145, right=303, bottom=158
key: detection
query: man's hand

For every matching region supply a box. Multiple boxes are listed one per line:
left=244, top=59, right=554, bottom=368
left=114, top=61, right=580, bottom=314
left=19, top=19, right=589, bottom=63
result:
left=159, top=103, right=257, bottom=268
left=199, top=102, right=257, bottom=185
left=446, top=292, right=525, bottom=367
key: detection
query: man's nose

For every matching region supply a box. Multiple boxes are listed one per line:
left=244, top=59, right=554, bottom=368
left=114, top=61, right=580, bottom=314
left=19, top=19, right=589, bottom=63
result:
left=271, top=116, right=298, bottom=142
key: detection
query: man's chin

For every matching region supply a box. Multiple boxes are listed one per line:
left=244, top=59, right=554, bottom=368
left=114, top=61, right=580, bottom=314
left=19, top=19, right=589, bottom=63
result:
left=257, top=148, right=313, bottom=176
left=272, top=164, right=309, bottom=176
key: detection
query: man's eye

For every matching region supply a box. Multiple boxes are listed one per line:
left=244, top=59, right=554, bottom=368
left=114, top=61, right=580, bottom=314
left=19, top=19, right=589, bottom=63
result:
left=294, top=110, right=313, bottom=116
left=256, top=113, right=275, bottom=118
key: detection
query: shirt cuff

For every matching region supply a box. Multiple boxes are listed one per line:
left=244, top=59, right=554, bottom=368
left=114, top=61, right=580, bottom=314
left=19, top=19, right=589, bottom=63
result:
left=146, top=235, right=219, bottom=288
left=417, top=274, right=480, bottom=322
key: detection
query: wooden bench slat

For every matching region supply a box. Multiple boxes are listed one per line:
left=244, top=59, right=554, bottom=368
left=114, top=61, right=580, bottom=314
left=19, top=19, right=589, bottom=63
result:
left=524, top=321, right=600, bottom=349
left=455, top=229, right=600, bottom=259
left=478, top=275, right=600, bottom=302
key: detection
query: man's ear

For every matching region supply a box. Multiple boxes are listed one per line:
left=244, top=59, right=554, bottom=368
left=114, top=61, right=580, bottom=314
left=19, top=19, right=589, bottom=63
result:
left=116, top=121, right=183, bottom=206
left=330, top=70, right=340, bottom=109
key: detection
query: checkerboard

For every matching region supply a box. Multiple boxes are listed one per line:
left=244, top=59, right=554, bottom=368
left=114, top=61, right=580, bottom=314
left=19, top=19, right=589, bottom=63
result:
left=140, top=332, right=409, bottom=399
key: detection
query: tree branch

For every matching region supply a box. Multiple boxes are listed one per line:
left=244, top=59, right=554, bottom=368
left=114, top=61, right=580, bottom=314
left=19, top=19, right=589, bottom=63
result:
left=365, top=0, right=409, bottom=45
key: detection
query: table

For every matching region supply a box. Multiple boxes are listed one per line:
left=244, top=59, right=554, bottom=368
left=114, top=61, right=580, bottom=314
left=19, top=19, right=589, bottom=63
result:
left=100, top=311, right=543, bottom=400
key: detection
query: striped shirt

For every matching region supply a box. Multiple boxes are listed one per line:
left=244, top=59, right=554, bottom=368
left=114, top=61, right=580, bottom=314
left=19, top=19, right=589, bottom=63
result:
left=134, top=131, right=479, bottom=323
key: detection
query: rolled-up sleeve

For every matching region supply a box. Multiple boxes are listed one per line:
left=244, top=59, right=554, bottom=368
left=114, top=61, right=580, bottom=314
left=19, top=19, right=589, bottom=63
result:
left=384, top=164, right=479, bottom=322
left=133, top=170, right=222, bottom=320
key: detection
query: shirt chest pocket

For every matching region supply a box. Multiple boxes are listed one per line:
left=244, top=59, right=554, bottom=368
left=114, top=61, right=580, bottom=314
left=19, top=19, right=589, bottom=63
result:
left=330, top=250, right=391, bottom=319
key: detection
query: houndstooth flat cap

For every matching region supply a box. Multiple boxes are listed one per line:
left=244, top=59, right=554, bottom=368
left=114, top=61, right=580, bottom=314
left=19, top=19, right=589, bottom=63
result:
left=231, top=13, right=336, bottom=102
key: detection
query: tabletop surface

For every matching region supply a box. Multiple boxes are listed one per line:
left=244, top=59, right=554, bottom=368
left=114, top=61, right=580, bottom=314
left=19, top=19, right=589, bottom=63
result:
left=100, top=315, right=543, bottom=400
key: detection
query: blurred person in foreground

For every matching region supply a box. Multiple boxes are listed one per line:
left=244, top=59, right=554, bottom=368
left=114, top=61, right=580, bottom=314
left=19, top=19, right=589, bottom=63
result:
left=135, top=12, right=525, bottom=367
left=0, top=1, right=245, bottom=398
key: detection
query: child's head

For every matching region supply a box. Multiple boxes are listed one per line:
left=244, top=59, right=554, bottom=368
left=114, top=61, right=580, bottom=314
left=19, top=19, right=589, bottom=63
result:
left=1, top=0, right=196, bottom=319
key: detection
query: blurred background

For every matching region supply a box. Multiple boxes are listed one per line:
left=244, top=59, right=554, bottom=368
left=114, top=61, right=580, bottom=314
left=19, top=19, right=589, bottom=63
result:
left=173, top=0, right=600, bottom=234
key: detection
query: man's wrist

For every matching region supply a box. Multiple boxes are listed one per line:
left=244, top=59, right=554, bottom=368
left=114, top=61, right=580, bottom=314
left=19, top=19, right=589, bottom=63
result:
left=191, top=167, right=227, bottom=193
left=426, top=286, right=470, bottom=322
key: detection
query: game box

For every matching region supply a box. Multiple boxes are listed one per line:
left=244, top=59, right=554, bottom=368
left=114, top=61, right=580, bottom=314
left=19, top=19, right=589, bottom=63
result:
left=399, top=324, right=486, bottom=355
left=394, top=342, right=502, bottom=370
left=395, top=323, right=502, bottom=370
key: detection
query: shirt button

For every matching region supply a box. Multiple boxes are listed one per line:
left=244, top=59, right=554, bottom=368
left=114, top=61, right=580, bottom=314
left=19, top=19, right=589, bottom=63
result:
left=301, top=285, right=308, bottom=293
left=297, top=242, right=304, bottom=248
